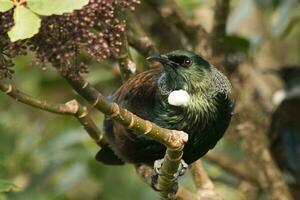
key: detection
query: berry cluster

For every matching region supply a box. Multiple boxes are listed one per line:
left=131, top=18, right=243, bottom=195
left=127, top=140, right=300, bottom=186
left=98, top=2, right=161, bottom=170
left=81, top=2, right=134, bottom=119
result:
left=0, top=0, right=140, bottom=79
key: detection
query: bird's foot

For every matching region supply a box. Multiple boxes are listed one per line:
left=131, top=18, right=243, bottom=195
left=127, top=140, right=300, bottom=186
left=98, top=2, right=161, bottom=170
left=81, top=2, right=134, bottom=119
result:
left=151, top=159, right=188, bottom=196
left=151, top=174, right=178, bottom=199
left=174, top=159, right=188, bottom=178
left=150, top=174, right=161, bottom=191
left=153, top=158, right=188, bottom=178
left=151, top=159, right=164, bottom=191
left=154, top=158, right=164, bottom=175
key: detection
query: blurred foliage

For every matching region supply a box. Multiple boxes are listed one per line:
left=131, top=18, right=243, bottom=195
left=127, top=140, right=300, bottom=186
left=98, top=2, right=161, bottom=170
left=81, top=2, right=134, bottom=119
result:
left=0, top=180, right=19, bottom=193
left=0, top=0, right=299, bottom=199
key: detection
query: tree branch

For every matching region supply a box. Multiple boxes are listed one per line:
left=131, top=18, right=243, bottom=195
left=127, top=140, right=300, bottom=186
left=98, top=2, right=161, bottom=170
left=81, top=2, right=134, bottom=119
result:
left=114, top=31, right=136, bottom=81
left=157, top=148, right=185, bottom=199
left=189, top=160, right=214, bottom=191
left=189, top=160, right=222, bottom=200
left=63, top=74, right=188, bottom=149
left=62, top=73, right=188, bottom=199
left=0, top=81, right=77, bottom=115
left=73, top=102, right=104, bottom=145
left=0, top=81, right=103, bottom=146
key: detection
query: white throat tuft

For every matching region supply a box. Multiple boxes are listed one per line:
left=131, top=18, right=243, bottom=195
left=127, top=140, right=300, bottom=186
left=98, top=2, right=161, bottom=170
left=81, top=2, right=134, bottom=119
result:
left=272, top=90, right=286, bottom=105
left=168, top=90, right=190, bottom=107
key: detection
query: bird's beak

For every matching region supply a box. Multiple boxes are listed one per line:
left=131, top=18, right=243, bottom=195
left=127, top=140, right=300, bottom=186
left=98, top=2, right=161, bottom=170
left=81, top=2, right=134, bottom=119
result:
left=146, top=55, right=179, bottom=69
left=146, top=55, right=171, bottom=65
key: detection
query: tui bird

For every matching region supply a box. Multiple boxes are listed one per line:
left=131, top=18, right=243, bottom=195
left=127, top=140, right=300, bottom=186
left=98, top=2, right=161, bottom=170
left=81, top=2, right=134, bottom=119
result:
left=268, top=65, right=300, bottom=195
left=96, top=50, right=234, bottom=170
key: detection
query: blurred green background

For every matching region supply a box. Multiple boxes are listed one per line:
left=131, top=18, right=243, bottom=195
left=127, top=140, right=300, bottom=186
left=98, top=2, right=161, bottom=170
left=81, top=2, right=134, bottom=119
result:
left=1, top=0, right=299, bottom=199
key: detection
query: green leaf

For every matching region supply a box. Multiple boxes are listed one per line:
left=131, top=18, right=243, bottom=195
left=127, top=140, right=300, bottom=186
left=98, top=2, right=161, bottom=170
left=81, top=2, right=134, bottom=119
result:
left=8, top=5, right=41, bottom=42
left=0, top=179, right=20, bottom=193
left=0, top=0, right=14, bottom=12
left=27, top=0, right=89, bottom=16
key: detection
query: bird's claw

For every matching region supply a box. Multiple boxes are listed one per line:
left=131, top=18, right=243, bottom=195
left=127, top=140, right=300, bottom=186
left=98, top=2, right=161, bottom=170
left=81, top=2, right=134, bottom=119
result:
left=167, top=182, right=179, bottom=200
left=151, top=174, right=178, bottom=199
left=150, top=174, right=161, bottom=191
left=151, top=159, right=164, bottom=191
left=154, top=158, right=164, bottom=175
left=151, top=159, right=187, bottom=197
left=174, top=159, right=188, bottom=178
left=154, top=159, right=188, bottom=178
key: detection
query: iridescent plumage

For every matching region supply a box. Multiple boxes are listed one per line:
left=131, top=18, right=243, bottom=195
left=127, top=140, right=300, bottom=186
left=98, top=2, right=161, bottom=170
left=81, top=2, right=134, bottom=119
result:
left=96, top=50, right=234, bottom=165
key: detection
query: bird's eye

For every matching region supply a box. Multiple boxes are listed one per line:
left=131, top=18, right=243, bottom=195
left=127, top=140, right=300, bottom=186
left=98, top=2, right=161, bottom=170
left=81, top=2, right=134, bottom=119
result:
left=183, top=58, right=193, bottom=67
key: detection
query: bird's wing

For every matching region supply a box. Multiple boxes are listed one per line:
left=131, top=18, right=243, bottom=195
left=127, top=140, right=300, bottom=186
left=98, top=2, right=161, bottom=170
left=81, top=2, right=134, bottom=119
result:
left=96, top=67, right=164, bottom=165
left=95, top=143, right=125, bottom=165
left=112, top=67, right=163, bottom=118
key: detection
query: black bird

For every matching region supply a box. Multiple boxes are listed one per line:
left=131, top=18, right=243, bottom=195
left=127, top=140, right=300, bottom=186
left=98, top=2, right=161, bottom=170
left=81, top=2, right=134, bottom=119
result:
left=268, top=65, right=300, bottom=197
left=96, top=50, right=234, bottom=169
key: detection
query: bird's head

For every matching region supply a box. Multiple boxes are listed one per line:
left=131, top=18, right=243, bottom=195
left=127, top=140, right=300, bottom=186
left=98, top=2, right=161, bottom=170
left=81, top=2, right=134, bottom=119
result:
left=147, top=49, right=231, bottom=97
left=147, top=49, right=210, bottom=78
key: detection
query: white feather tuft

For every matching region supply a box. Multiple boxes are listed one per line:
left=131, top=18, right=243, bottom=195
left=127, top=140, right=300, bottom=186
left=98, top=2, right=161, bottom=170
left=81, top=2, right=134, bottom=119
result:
left=168, top=90, right=190, bottom=107
left=272, top=90, right=286, bottom=105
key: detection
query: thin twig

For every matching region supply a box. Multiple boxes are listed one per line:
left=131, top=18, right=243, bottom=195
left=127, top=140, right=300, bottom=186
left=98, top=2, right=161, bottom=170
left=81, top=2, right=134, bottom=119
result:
left=0, top=81, right=77, bottom=115
left=114, top=32, right=136, bottom=81
left=189, top=160, right=214, bottom=191
left=0, top=81, right=104, bottom=147
left=189, top=160, right=223, bottom=200
left=114, top=10, right=136, bottom=81
left=72, top=102, right=104, bottom=145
